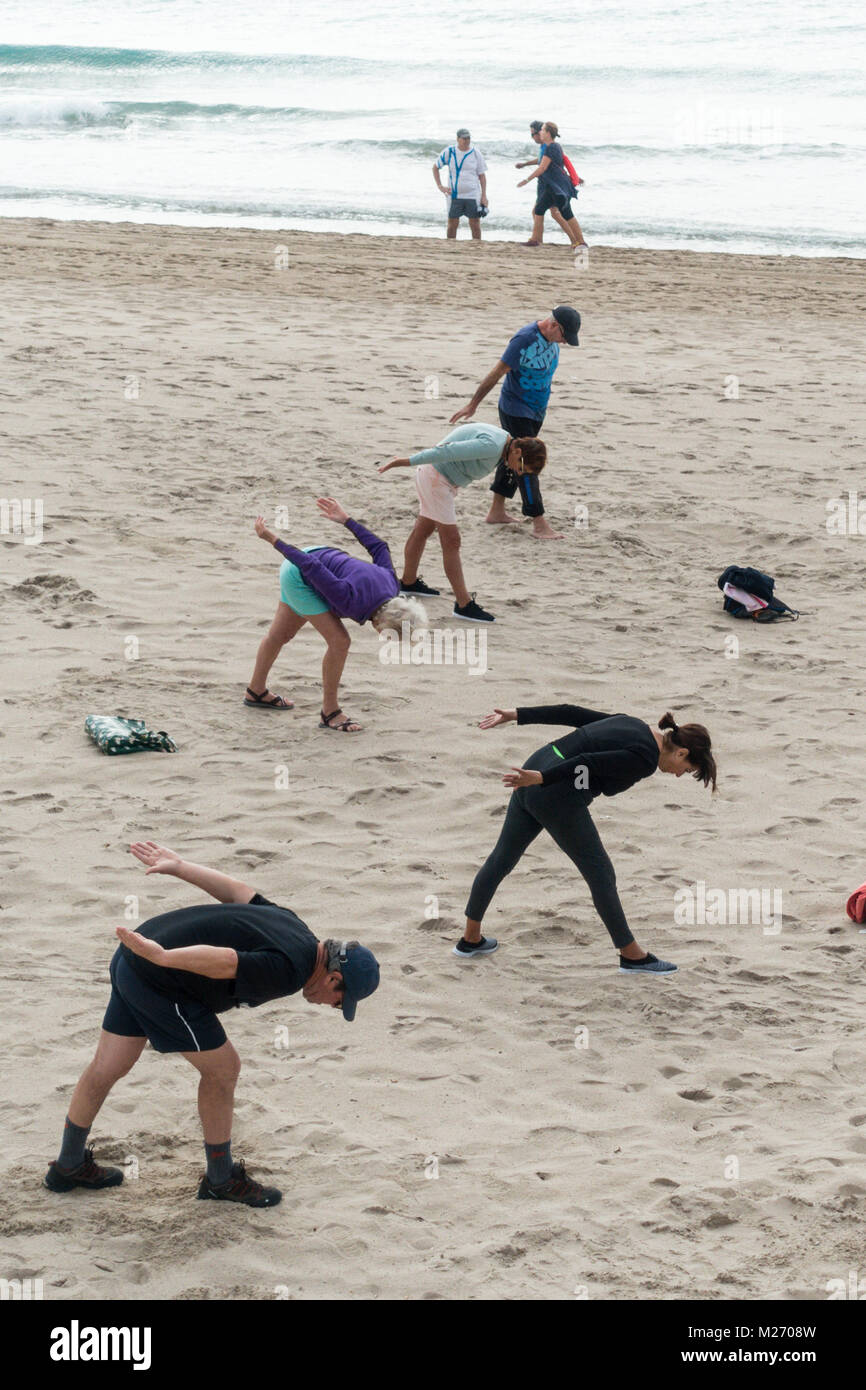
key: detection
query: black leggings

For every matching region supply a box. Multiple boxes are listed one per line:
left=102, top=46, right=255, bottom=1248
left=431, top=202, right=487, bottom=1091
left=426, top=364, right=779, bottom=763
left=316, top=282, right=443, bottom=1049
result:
left=489, top=407, right=545, bottom=517
left=464, top=752, right=634, bottom=949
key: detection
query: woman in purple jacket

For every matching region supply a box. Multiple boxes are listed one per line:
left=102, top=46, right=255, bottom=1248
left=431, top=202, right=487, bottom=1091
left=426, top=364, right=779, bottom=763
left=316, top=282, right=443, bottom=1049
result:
left=245, top=497, right=426, bottom=732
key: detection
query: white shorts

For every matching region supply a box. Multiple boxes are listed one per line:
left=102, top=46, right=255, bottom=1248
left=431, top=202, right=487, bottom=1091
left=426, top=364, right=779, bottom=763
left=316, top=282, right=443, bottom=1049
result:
left=414, top=463, right=459, bottom=526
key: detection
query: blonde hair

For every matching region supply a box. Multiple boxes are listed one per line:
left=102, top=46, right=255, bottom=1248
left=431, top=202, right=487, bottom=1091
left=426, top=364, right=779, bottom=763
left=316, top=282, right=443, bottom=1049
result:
left=371, top=595, right=428, bottom=634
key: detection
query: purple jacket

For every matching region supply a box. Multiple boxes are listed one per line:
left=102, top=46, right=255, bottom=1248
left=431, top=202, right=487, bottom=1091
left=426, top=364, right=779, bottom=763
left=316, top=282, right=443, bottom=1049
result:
left=274, top=518, right=399, bottom=624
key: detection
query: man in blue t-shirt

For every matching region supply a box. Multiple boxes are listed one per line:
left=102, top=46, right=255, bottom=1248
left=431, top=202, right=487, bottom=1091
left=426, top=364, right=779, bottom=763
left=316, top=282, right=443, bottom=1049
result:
left=449, top=305, right=581, bottom=539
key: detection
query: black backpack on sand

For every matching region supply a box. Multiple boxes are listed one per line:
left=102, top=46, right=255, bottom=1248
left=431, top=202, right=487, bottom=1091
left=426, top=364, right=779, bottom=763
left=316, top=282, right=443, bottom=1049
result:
left=717, top=565, right=800, bottom=622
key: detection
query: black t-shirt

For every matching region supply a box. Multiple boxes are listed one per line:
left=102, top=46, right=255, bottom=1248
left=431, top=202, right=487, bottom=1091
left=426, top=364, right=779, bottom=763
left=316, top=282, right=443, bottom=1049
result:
left=119, top=893, right=319, bottom=1012
left=517, top=705, right=659, bottom=798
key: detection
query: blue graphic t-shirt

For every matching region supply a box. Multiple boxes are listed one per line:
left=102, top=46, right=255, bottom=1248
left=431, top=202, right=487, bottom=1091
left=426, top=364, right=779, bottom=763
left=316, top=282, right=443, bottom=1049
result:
left=498, top=322, right=560, bottom=421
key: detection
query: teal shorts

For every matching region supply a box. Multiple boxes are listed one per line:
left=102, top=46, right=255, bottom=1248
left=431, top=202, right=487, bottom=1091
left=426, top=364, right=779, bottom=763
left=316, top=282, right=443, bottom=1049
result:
left=278, top=549, right=330, bottom=616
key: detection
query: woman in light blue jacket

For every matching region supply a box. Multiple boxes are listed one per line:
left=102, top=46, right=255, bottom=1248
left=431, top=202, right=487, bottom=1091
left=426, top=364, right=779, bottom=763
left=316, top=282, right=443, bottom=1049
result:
left=378, top=423, right=546, bottom=624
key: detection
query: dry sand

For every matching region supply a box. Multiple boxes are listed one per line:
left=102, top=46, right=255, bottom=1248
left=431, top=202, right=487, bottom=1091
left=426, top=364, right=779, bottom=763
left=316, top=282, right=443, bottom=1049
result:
left=1, top=219, right=866, bottom=1300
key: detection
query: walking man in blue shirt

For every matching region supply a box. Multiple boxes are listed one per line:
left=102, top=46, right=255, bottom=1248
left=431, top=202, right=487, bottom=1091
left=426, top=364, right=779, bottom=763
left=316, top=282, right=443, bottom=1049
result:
left=449, top=305, right=581, bottom=540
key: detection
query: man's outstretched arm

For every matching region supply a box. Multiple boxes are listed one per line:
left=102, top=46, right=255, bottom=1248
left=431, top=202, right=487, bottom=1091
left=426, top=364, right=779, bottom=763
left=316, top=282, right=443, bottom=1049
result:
left=449, top=360, right=510, bottom=424
left=129, top=842, right=256, bottom=904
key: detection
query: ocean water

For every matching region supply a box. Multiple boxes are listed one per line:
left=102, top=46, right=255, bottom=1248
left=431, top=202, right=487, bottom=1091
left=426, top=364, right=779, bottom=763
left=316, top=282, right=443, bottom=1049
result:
left=1, top=0, right=864, bottom=255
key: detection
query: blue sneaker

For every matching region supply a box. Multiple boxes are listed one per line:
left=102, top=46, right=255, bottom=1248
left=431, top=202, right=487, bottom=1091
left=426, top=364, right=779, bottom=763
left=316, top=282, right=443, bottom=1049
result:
left=619, top=952, right=677, bottom=975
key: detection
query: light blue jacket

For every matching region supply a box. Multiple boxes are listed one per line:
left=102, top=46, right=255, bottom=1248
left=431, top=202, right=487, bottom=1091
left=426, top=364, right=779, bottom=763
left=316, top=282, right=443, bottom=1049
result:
left=409, top=423, right=509, bottom=487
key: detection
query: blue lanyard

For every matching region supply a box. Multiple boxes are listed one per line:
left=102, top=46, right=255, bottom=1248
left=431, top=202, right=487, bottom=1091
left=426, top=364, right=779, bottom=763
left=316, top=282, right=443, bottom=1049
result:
left=449, top=146, right=472, bottom=193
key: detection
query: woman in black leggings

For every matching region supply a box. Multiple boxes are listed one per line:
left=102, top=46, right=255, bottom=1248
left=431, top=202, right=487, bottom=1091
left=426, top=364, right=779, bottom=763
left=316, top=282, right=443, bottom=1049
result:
left=458, top=703, right=717, bottom=973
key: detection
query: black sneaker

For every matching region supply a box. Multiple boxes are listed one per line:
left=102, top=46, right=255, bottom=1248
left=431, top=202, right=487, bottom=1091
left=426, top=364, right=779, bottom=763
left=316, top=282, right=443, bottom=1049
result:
left=453, top=936, right=499, bottom=958
left=44, top=1147, right=124, bottom=1193
left=401, top=576, right=440, bottom=596
left=196, top=1159, right=282, bottom=1208
left=454, top=594, right=495, bottom=623
left=618, top=952, right=677, bottom=975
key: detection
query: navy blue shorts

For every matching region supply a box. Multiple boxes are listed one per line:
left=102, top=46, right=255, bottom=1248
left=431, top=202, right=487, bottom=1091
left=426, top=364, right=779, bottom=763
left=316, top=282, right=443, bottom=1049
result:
left=102, top=948, right=227, bottom=1054
left=534, top=187, right=574, bottom=219
left=448, top=197, right=481, bottom=220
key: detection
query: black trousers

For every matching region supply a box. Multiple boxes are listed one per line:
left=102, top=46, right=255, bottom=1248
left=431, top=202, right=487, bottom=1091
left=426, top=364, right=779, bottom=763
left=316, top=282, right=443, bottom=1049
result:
left=490, top=407, right=545, bottom=517
left=464, top=750, right=635, bottom=949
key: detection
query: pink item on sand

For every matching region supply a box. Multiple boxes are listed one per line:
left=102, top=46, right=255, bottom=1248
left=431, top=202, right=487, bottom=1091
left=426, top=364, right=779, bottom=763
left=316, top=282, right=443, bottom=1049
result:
left=845, top=882, right=866, bottom=923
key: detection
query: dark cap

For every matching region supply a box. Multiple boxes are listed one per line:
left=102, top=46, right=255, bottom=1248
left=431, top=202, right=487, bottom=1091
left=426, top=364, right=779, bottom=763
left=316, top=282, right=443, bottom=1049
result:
left=329, top=940, right=380, bottom=1022
left=529, top=120, right=543, bottom=133
left=456, top=127, right=471, bottom=138
left=552, top=304, right=580, bottom=346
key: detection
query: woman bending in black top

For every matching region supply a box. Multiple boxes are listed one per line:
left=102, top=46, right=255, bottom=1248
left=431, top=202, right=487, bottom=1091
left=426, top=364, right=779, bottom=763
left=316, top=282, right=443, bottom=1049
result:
left=458, top=705, right=717, bottom=973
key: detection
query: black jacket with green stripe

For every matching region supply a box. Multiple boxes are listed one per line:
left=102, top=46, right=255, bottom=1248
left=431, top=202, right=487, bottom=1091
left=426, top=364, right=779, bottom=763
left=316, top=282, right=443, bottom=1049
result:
left=517, top=705, right=659, bottom=798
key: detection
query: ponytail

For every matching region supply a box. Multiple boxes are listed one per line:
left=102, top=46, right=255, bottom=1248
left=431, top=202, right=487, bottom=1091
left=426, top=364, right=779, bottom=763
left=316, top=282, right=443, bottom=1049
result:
left=658, top=711, right=717, bottom=792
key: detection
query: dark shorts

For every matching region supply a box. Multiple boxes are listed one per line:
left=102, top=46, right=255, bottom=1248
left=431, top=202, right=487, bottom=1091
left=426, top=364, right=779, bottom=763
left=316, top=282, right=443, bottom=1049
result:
left=534, top=186, right=574, bottom=219
left=448, top=197, right=481, bottom=220
left=490, top=408, right=545, bottom=517
left=102, top=948, right=227, bottom=1054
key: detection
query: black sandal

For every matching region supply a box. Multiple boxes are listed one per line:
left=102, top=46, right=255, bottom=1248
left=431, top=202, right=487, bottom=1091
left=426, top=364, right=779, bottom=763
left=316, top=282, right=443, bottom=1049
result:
left=318, top=707, right=362, bottom=733
left=244, top=686, right=294, bottom=710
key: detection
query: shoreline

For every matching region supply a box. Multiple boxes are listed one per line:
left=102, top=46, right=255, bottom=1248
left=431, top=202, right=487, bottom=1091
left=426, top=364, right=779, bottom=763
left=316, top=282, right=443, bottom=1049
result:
left=1, top=213, right=863, bottom=265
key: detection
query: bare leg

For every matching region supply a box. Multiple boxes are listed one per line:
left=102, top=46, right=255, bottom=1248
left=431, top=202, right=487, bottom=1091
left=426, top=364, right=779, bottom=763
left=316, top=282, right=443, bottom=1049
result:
left=464, top=916, right=484, bottom=944
left=532, top=516, right=565, bottom=540
left=485, top=494, right=524, bottom=525
left=402, top=515, right=437, bottom=585
left=183, top=1041, right=241, bottom=1144
left=564, top=215, right=587, bottom=246
left=525, top=212, right=545, bottom=244
left=446, top=218, right=459, bottom=240
left=437, top=523, right=471, bottom=608
left=306, top=610, right=359, bottom=729
left=248, top=602, right=307, bottom=702
left=67, top=1030, right=147, bottom=1128
left=468, top=217, right=481, bottom=241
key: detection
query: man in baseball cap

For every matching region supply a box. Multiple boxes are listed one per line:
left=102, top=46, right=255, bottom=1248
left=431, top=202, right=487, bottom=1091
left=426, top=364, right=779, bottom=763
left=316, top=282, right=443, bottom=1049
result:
left=325, top=938, right=380, bottom=1021
left=43, top=840, right=382, bottom=1210
left=551, top=304, right=580, bottom=345
left=433, top=127, right=489, bottom=239
left=448, top=306, right=582, bottom=538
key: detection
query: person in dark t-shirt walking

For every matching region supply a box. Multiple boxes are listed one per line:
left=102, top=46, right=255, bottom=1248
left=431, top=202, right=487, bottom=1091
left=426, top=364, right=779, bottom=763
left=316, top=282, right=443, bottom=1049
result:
left=457, top=704, right=717, bottom=972
left=44, top=842, right=380, bottom=1208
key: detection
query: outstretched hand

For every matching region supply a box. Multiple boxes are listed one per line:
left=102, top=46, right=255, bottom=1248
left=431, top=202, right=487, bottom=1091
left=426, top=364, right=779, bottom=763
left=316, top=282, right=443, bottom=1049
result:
left=317, top=497, right=349, bottom=524
left=115, top=924, right=168, bottom=964
left=502, top=767, right=544, bottom=789
left=449, top=404, right=476, bottom=425
left=130, top=841, right=182, bottom=876
left=254, top=515, right=277, bottom=543
left=478, top=709, right=517, bottom=729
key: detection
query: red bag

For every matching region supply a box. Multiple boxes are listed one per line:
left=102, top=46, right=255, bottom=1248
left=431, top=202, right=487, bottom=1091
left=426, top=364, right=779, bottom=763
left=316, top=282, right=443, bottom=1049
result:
left=563, top=152, right=582, bottom=189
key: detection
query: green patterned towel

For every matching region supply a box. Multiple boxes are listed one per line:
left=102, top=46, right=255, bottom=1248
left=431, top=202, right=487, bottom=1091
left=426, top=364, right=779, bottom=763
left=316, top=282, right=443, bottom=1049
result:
left=85, top=715, right=177, bottom=756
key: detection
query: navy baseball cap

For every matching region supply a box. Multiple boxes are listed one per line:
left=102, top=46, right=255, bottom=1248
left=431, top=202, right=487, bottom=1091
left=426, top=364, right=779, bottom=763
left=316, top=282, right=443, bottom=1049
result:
left=456, top=127, right=471, bottom=138
left=332, top=941, right=380, bottom=1022
left=552, top=305, right=581, bottom=346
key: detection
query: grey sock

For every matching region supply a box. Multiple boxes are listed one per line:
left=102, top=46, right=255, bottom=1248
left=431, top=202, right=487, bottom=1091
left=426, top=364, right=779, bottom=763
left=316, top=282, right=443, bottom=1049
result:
left=205, top=1140, right=233, bottom=1186
left=58, top=1116, right=90, bottom=1171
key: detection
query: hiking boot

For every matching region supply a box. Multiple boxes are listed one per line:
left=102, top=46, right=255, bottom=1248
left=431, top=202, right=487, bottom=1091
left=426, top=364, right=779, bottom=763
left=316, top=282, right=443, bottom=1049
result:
left=196, top=1159, right=282, bottom=1208
left=44, top=1147, right=124, bottom=1193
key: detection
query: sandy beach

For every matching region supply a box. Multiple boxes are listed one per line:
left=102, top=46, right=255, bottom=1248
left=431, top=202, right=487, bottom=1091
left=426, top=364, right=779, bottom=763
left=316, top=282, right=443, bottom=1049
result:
left=2, top=218, right=866, bottom=1300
